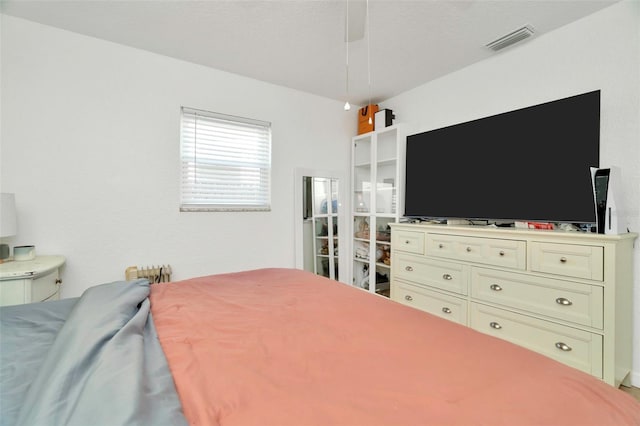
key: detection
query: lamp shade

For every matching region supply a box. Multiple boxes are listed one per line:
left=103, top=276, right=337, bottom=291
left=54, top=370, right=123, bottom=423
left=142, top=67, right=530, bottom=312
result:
left=1, top=193, right=17, bottom=238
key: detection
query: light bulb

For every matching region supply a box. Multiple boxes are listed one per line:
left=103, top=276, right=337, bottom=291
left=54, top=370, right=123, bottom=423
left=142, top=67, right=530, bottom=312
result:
left=344, top=101, right=351, bottom=111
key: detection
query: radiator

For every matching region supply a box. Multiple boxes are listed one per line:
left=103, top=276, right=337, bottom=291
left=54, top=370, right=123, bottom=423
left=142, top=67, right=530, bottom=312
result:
left=125, top=265, right=172, bottom=283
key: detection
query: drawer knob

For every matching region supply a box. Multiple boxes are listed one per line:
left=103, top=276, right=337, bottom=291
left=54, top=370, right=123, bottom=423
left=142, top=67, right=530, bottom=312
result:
left=555, top=342, right=572, bottom=352
left=499, top=250, right=505, bottom=256
left=490, top=284, right=502, bottom=291
left=404, top=295, right=413, bottom=301
left=555, top=297, right=572, bottom=306
left=489, top=322, right=502, bottom=330
left=466, top=247, right=472, bottom=252
left=405, top=240, right=410, bottom=244
left=442, top=273, right=453, bottom=281
left=405, top=266, right=413, bottom=272
left=560, top=257, right=567, bottom=263
left=438, top=243, right=444, bottom=249
left=442, top=307, right=452, bottom=314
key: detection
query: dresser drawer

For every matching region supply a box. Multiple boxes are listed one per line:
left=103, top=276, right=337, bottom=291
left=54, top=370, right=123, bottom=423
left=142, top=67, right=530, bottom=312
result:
left=394, top=280, right=467, bottom=325
left=470, top=303, right=603, bottom=378
left=530, top=242, right=603, bottom=281
left=427, top=233, right=526, bottom=270
left=394, top=253, right=468, bottom=295
left=0, top=271, right=60, bottom=306
left=32, top=270, right=60, bottom=302
left=392, top=229, right=425, bottom=255
left=471, top=267, right=603, bottom=328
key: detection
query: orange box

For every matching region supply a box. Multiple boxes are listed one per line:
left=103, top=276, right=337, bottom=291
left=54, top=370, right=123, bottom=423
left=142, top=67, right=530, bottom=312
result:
left=357, top=104, right=379, bottom=135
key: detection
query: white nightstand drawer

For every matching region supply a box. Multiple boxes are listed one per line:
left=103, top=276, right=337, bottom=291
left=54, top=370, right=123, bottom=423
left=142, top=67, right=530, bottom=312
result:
left=32, top=270, right=60, bottom=302
left=471, top=267, right=603, bottom=328
left=394, top=280, right=467, bottom=325
left=530, top=242, right=603, bottom=281
left=427, top=233, right=526, bottom=270
left=394, top=253, right=468, bottom=295
left=470, top=302, right=603, bottom=378
left=392, top=229, right=425, bottom=255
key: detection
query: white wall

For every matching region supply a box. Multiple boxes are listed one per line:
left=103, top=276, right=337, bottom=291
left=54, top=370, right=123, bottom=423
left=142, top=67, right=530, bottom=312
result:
left=382, top=1, right=640, bottom=385
left=0, top=15, right=355, bottom=297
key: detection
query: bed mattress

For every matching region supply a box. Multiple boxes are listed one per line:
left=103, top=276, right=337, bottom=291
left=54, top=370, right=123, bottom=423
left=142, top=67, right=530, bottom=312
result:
left=150, top=268, right=640, bottom=426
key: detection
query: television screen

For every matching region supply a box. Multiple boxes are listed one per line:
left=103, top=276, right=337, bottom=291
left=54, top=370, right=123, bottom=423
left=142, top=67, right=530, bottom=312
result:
left=404, top=90, right=600, bottom=223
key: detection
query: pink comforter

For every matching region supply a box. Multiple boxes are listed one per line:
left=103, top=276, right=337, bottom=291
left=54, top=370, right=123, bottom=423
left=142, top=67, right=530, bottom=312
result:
left=150, top=268, right=640, bottom=426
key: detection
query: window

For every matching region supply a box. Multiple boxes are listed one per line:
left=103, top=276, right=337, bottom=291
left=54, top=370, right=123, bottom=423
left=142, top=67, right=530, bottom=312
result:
left=180, top=107, right=271, bottom=211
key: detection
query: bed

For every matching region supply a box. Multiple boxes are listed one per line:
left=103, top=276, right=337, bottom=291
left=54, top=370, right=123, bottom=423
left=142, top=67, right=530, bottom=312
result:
left=1, top=268, right=639, bottom=425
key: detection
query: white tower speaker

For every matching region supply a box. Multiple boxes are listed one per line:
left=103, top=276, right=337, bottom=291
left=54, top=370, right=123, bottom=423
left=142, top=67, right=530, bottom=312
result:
left=590, top=166, right=623, bottom=234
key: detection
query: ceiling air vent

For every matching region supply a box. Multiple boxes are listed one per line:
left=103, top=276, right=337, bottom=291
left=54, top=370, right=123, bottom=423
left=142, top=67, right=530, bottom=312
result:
left=486, top=25, right=535, bottom=51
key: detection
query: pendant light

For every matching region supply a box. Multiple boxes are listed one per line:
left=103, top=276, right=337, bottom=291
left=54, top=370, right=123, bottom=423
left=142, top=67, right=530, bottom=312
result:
left=366, top=0, right=372, bottom=125
left=344, top=0, right=351, bottom=111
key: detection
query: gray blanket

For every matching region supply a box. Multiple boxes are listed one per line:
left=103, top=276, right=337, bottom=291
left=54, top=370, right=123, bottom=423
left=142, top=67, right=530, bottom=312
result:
left=0, top=279, right=187, bottom=426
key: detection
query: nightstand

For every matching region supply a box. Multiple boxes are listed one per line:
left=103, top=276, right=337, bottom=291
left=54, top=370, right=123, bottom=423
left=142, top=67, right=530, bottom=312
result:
left=0, top=255, right=66, bottom=306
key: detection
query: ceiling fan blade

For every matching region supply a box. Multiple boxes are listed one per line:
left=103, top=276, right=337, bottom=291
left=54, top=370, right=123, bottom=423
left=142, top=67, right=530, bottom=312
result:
left=345, top=0, right=366, bottom=42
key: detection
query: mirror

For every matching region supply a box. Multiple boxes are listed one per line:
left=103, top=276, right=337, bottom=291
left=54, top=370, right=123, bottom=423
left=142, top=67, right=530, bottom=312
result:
left=294, top=168, right=346, bottom=282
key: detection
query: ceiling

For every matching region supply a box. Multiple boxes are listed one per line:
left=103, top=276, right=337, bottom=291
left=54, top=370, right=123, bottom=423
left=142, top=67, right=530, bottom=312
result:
left=0, top=0, right=620, bottom=106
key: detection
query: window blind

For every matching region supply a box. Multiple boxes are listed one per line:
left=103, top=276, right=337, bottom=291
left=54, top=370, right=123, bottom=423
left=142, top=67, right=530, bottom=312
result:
left=180, top=107, right=271, bottom=211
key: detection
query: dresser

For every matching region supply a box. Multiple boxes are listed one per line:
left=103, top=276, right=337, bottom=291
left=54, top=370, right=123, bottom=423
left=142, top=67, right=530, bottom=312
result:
left=0, top=255, right=66, bottom=306
left=390, top=223, right=637, bottom=387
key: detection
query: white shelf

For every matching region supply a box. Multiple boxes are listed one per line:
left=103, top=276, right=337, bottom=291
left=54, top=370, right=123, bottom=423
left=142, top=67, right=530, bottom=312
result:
left=376, top=158, right=397, bottom=166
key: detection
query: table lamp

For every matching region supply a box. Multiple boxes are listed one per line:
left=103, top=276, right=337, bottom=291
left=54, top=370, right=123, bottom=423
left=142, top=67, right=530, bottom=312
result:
left=1, top=193, right=17, bottom=262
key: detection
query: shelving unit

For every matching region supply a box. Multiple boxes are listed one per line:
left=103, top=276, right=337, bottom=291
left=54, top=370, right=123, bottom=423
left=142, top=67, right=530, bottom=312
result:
left=311, top=177, right=339, bottom=280
left=351, top=124, right=406, bottom=296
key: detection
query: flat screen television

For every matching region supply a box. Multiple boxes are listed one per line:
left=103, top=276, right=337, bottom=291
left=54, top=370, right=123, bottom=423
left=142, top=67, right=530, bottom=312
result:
left=404, top=90, right=600, bottom=224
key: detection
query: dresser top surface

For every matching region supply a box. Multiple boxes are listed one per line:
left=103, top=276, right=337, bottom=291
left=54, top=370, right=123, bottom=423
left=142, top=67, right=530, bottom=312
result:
left=391, top=222, right=638, bottom=242
left=0, top=255, right=66, bottom=280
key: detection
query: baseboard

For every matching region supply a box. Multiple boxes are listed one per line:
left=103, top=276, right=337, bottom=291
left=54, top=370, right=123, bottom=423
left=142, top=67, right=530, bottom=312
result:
left=630, top=370, right=640, bottom=387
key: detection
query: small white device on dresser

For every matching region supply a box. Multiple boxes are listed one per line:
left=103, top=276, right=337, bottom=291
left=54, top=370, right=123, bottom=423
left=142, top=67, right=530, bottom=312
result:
left=0, top=255, right=66, bottom=306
